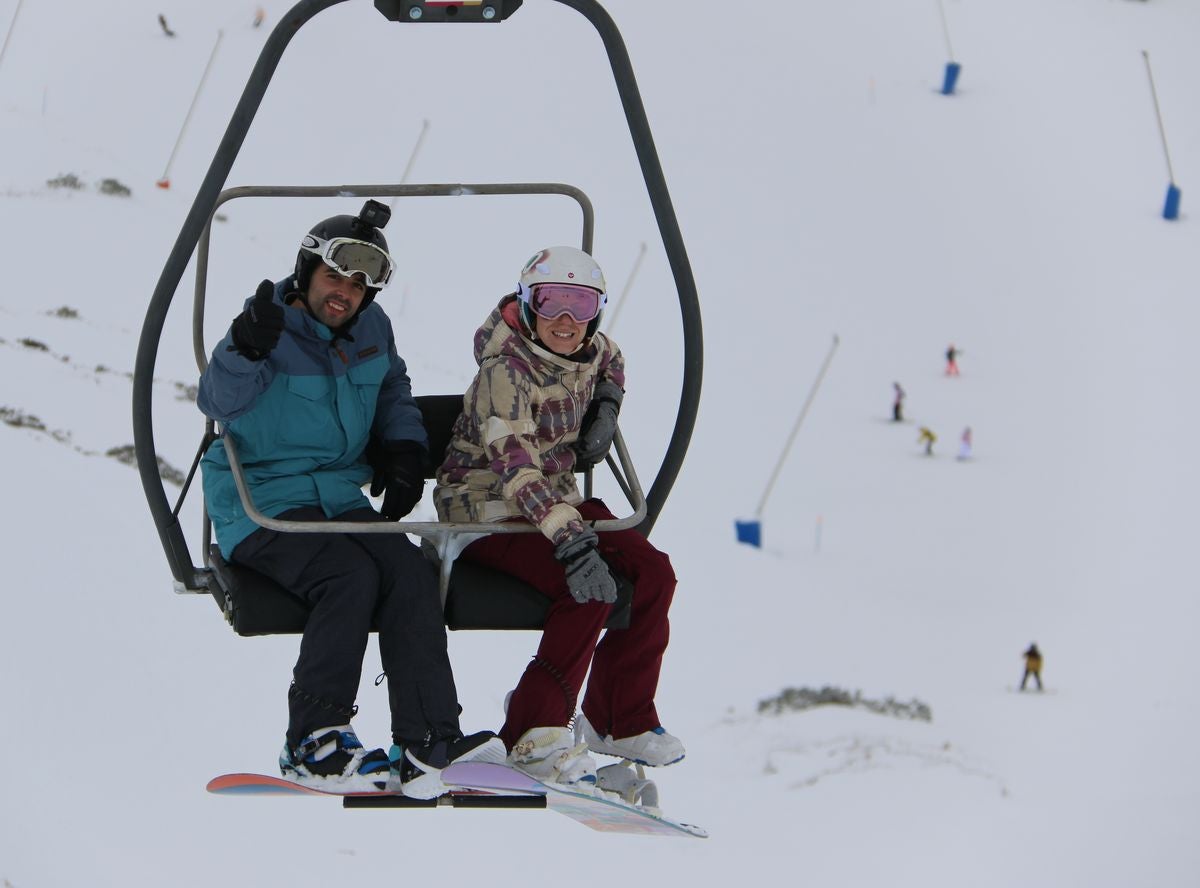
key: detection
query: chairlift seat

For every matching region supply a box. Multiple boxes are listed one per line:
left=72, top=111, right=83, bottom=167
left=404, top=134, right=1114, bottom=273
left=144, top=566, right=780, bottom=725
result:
left=205, top=394, right=633, bottom=635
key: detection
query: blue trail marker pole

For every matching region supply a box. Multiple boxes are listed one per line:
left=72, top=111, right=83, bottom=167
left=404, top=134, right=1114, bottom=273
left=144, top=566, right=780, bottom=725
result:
left=1142, top=50, right=1181, bottom=220
left=937, top=0, right=960, bottom=95
left=736, top=334, right=840, bottom=548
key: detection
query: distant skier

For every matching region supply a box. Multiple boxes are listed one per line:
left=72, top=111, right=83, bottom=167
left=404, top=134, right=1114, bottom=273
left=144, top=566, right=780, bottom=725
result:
left=157, top=13, right=176, bottom=37
left=956, top=426, right=973, bottom=461
left=1020, top=643, right=1044, bottom=691
left=945, top=343, right=961, bottom=376
left=892, top=382, right=906, bottom=422
left=253, top=7, right=266, bottom=27
left=917, top=426, right=937, bottom=456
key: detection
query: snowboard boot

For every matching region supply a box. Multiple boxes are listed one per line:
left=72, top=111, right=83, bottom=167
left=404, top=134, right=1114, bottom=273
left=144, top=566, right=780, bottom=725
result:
left=580, top=714, right=686, bottom=767
left=507, top=726, right=598, bottom=788
left=278, top=725, right=391, bottom=792
left=389, top=731, right=505, bottom=800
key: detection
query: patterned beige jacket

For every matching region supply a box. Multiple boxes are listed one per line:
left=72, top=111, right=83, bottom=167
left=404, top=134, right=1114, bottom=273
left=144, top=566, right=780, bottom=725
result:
left=433, top=295, right=625, bottom=543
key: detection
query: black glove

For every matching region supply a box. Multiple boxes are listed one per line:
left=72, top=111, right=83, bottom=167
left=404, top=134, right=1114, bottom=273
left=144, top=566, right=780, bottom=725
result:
left=230, top=279, right=285, bottom=360
left=554, top=527, right=617, bottom=604
left=573, top=379, right=623, bottom=467
left=367, top=439, right=428, bottom=520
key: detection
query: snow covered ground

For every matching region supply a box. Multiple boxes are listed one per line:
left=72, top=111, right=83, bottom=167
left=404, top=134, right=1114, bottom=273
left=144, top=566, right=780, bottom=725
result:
left=2, top=0, right=1199, bottom=885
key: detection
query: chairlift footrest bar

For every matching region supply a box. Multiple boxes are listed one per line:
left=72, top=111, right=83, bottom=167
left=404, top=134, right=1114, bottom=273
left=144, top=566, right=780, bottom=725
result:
left=342, top=792, right=546, bottom=809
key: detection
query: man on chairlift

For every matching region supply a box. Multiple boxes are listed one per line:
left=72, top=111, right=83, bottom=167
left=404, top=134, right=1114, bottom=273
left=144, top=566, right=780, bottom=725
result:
left=197, top=200, right=502, bottom=796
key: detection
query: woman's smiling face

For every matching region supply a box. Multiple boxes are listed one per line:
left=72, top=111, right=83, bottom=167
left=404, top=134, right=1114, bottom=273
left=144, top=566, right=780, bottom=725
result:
left=535, top=311, right=587, bottom=355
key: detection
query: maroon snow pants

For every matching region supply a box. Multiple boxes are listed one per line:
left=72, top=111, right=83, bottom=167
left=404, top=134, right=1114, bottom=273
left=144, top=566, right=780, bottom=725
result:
left=460, top=499, right=676, bottom=750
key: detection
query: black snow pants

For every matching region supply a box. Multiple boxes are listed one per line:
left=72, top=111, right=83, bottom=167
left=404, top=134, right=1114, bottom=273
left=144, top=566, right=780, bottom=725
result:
left=232, top=505, right=461, bottom=750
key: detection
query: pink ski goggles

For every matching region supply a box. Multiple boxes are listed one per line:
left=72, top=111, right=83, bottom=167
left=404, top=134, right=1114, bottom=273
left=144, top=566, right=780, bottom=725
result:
left=529, top=283, right=604, bottom=322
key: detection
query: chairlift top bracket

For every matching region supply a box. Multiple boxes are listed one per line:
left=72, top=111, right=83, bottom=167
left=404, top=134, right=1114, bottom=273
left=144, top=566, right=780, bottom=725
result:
left=374, top=0, right=523, bottom=23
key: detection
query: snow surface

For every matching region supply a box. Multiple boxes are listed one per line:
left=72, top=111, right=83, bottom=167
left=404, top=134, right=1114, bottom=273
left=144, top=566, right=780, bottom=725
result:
left=2, top=0, right=1200, bottom=884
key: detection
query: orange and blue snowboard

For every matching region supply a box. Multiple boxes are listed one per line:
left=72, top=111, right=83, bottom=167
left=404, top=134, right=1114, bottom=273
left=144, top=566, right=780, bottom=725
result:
left=207, top=764, right=707, bottom=837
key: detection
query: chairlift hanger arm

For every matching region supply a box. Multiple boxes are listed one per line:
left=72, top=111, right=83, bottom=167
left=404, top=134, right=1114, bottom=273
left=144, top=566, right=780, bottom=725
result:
left=134, top=0, right=700, bottom=592
left=135, top=0, right=346, bottom=591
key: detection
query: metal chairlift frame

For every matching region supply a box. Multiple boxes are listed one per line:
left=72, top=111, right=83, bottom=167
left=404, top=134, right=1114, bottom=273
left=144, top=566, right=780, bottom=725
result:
left=198, top=181, right=648, bottom=616
left=132, top=0, right=703, bottom=617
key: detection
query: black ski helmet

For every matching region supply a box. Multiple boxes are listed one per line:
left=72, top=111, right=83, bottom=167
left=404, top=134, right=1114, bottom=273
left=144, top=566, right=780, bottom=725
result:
left=294, top=199, right=394, bottom=316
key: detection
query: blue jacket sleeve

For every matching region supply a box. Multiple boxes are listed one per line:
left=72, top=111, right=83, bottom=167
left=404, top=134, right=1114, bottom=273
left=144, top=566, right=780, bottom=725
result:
left=196, top=328, right=277, bottom=423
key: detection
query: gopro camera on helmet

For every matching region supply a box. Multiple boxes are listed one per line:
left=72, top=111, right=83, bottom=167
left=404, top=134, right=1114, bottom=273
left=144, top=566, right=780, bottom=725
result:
left=355, top=199, right=391, bottom=233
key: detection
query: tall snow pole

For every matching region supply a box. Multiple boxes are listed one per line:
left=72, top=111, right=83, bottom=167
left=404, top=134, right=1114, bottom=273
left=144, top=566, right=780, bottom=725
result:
left=389, top=119, right=431, bottom=208
left=156, top=30, right=224, bottom=190
left=736, top=334, right=840, bottom=548
left=0, top=0, right=25, bottom=75
left=1142, top=50, right=1181, bottom=220
left=936, top=0, right=961, bottom=96
left=389, top=120, right=430, bottom=309
left=602, top=240, right=646, bottom=336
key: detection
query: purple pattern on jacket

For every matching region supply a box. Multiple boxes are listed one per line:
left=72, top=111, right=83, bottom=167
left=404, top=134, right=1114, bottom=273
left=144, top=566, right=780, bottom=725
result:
left=434, top=296, right=624, bottom=541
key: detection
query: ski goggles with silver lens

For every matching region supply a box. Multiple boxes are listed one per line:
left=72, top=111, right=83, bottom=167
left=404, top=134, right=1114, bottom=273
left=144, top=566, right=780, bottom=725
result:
left=301, top=235, right=395, bottom=288
left=529, top=283, right=604, bottom=322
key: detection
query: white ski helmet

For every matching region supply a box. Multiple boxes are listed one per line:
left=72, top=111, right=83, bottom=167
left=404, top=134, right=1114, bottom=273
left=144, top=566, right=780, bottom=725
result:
left=516, top=246, right=608, bottom=340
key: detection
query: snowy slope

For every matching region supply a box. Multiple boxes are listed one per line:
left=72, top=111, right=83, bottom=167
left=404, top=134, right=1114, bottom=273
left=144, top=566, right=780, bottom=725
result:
left=2, top=0, right=1200, bottom=885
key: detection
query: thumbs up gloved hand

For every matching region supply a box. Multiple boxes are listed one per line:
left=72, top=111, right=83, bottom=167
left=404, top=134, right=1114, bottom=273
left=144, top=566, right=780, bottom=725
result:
left=553, top=526, right=617, bottom=604
left=367, top=439, right=428, bottom=520
left=573, top=379, right=623, bottom=468
left=230, top=280, right=286, bottom=360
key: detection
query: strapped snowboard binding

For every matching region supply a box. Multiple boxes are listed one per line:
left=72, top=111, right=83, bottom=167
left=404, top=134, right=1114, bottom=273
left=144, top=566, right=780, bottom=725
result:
left=596, top=761, right=661, bottom=815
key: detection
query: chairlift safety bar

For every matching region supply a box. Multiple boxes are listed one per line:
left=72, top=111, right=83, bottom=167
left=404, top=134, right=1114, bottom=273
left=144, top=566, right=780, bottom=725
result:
left=194, top=182, right=595, bottom=374
left=221, top=423, right=647, bottom=606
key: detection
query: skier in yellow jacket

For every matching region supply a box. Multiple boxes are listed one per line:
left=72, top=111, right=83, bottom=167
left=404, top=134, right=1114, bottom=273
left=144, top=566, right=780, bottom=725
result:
left=917, top=426, right=937, bottom=456
left=1020, top=643, right=1043, bottom=691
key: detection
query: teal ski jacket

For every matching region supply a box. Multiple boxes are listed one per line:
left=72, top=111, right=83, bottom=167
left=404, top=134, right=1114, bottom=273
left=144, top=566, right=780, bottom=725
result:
left=198, top=278, right=428, bottom=558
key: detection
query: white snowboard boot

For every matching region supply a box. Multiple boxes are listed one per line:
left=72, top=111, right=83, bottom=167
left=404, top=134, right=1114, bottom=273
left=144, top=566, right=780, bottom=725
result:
left=508, top=726, right=598, bottom=787
left=579, top=714, right=686, bottom=767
